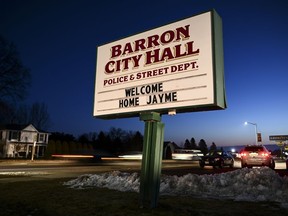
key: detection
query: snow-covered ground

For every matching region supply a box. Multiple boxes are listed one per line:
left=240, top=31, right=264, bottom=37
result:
left=233, top=159, right=286, bottom=169
left=64, top=167, right=288, bottom=208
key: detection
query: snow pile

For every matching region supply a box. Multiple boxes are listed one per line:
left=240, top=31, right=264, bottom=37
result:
left=64, top=167, right=288, bottom=204
left=64, top=171, right=140, bottom=192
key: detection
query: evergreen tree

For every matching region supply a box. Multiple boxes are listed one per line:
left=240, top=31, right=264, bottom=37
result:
left=210, top=142, right=217, bottom=151
left=184, top=139, right=192, bottom=149
left=190, top=137, right=197, bottom=149
left=198, top=139, right=208, bottom=155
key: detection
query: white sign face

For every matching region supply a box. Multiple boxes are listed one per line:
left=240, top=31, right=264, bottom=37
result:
left=94, top=10, right=226, bottom=118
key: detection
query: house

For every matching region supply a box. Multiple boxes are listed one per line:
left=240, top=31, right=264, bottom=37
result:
left=0, top=124, right=49, bottom=158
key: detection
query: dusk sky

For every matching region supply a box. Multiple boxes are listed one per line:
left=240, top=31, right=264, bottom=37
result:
left=1, top=0, right=288, bottom=147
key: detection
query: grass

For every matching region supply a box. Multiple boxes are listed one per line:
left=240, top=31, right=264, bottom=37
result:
left=0, top=176, right=287, bottom=216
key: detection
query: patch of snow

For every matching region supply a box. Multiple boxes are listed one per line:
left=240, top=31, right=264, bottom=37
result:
left=64, top=171, right=140, bottom=192
left=0, top=171, right=48, bottom=176
left=64, top=167, right=288, bottom=205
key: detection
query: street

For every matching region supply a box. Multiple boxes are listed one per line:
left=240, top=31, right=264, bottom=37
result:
left=0, top=158, right=287, bottom=182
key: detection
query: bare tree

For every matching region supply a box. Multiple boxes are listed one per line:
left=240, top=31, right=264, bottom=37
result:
left=109, top=127, right=125, bottom=141
left=30, top=102, right=51, bottom=130
left=14, top=104, right=30, bottom=124
left=0, top=35, right=30, bottom=124
left=0, top=35, right=30, bottom=102
left=0, top=101, right=14, bottom=124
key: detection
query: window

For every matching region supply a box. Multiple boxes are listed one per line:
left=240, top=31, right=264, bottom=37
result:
left=9, top=131, right=20, bottom=141
left=38, top=133, right=46, bottom=143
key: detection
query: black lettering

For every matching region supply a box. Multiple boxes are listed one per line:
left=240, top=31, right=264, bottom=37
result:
left=146, top=92, right=177, bottom=105
left=125, top=89, right=133, bottom=97
left=147, top=95, right=152, bottom=105
left=119, top=97, right=139, bottom=108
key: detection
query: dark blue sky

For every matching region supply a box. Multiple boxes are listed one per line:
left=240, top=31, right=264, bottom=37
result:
left=1, top=0, right=288, bottom=146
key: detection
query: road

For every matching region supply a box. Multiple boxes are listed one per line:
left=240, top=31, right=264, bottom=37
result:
left=0, top=158, right=287, bottom=182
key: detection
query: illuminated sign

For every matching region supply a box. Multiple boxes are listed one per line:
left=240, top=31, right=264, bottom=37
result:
left=93, top=10, right=226, bottom=118
left=269, top=135, right=288, bottom=141
left=257, top=133, right=262, bottom=142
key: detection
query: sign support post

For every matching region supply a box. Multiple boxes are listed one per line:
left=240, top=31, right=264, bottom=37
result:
left=139, top=112, right=164, bottom=208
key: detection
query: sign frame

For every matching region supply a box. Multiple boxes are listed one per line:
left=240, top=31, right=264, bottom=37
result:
left=93, top=9, right=226, bottom=119
left=269, top=135, right=288, bottom=141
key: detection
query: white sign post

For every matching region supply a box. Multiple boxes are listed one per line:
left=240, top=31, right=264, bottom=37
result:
left=31, top=141, right=36, bottom=161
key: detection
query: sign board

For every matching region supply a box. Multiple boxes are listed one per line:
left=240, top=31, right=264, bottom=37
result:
left=257, top=133, right=262, bottom=142
left=269, top=135, right=288, bottom=141
left=94, top=10, right=226, bottom=119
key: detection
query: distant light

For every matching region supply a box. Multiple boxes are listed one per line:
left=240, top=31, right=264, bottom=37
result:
left=51, top=154, right=94, bottom=158
left=244, top=121, right=248, bottom=125
left=231, top=148, right=235, bottom=153
left=118, top=154, right=142, bottom=160
left=172, top=149, right=203, bottom=160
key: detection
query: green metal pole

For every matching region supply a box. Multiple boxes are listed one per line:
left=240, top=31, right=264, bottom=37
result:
left=139, top=112, right=164, bottom=208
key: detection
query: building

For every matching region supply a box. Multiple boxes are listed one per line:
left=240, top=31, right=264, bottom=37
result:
left=0, top=124, right=49, bottom=158
left=163, top=141, right=180, bottom=159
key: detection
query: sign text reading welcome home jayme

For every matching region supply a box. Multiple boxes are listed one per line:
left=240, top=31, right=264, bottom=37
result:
left=119, top=82, right=177, bottom=108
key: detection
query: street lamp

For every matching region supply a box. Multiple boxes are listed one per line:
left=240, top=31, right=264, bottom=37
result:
left=244, top=121, right=258, bottom=145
